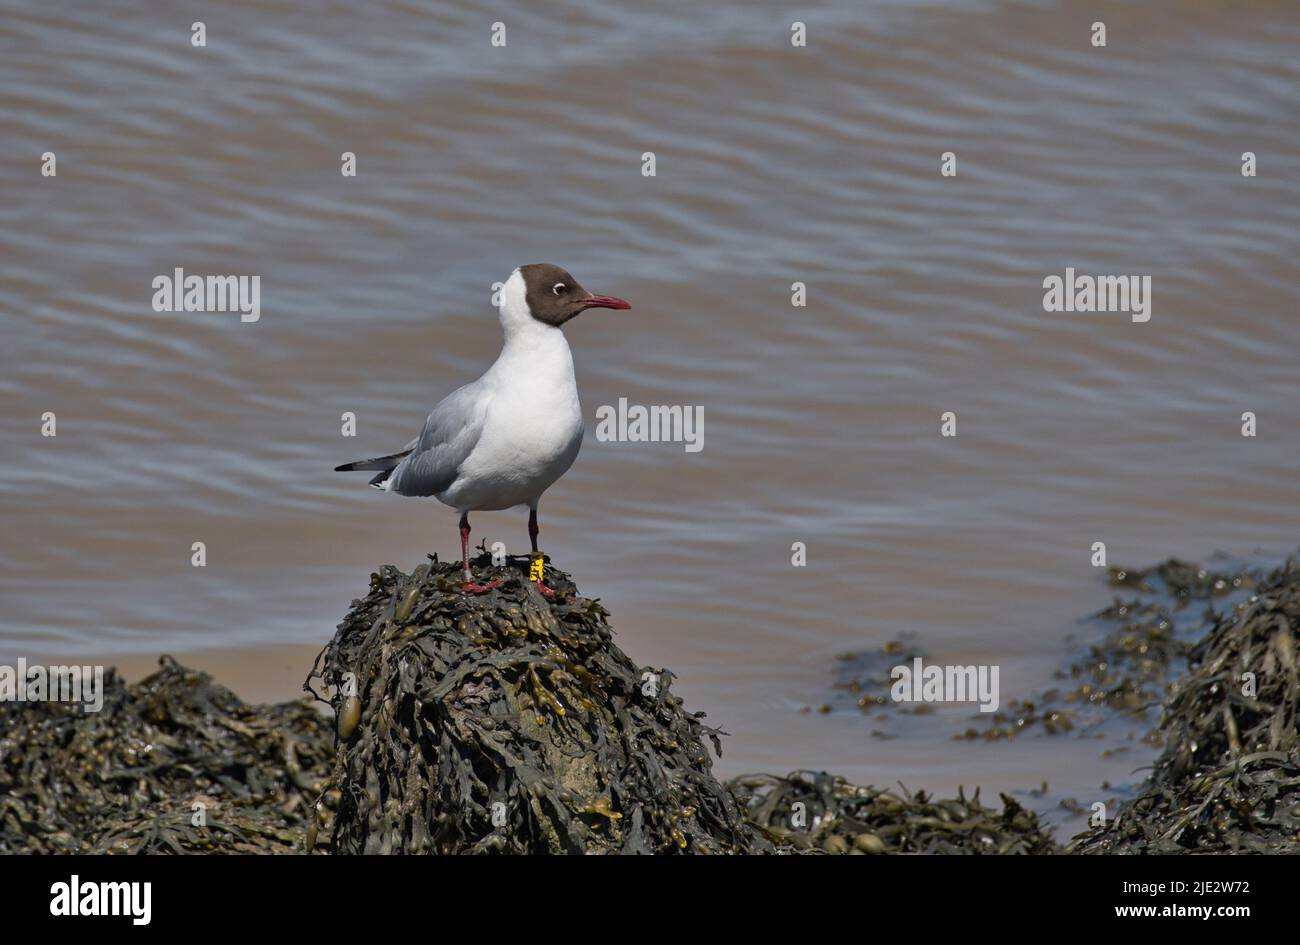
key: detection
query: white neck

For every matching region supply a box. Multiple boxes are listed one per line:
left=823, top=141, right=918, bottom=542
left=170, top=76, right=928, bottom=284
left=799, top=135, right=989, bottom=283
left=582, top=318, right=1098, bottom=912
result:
left=494, top=268, right=575, bottom=376
left=498, top=269, right=541, bottom=340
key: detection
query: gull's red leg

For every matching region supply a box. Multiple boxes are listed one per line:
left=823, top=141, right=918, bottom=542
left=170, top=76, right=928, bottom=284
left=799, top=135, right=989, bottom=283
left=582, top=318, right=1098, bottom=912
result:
left=459, top=512, right=500, bottom=593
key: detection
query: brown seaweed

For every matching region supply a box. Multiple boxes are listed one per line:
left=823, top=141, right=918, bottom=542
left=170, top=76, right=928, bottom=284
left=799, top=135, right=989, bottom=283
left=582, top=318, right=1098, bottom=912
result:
left=6, top=552, right=1287, bottom=855
left=1070, top=557, right=1300, bottom=853
left=729, top=770, right=1058, bottom=854
left=0, top=656, right=331, bottom=854
left=305, top=554, right=767, bottom=854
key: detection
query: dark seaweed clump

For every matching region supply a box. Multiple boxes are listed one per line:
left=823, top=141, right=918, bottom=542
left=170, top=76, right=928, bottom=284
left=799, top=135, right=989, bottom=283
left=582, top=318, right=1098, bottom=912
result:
left=306, top=555, right=766, bottom=854
left=0, top=656, right=330, bottom=854
left=730, top=770, right=1058, bottom=854
left=1070, top=558, right=1300, bottom=853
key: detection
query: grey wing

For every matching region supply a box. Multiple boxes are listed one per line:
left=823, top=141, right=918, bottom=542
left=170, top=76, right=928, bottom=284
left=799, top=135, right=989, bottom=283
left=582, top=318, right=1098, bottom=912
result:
left=384, top=382, right=489, bottom=497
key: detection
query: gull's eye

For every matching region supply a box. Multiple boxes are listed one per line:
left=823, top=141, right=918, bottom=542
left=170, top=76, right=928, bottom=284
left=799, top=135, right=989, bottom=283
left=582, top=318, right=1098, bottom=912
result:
left=552, top=283, right=566, bottom=296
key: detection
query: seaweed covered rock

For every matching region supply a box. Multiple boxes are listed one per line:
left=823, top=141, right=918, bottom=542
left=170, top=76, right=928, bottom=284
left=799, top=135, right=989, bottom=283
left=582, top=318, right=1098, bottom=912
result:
left=16, top=553, right=1285, bottom=856
left=731, top=770, right=1059, bottom=854
left=1070, top=558, right=1300, bottom=854
left=0, top=656, right=331, bottom=854
left=307, top=555, right=766, bottom=854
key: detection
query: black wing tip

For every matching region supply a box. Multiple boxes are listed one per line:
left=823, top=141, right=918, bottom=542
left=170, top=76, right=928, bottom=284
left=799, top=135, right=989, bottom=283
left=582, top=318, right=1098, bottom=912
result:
left=335, top=448, right=415, bottom=474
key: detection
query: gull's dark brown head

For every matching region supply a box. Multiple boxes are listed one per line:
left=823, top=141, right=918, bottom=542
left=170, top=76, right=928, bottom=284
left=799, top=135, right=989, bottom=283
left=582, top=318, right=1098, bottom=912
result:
left=518, top=263, right=631, bottom=327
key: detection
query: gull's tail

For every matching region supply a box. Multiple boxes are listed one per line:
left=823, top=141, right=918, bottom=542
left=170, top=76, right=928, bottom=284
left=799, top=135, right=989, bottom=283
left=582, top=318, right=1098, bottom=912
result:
left=334, top=448, right=414, bottom=489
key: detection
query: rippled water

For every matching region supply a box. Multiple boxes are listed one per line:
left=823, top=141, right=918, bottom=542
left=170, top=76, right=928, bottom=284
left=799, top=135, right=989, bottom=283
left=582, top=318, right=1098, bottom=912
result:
left=3, top=0, right=1298, bottom=830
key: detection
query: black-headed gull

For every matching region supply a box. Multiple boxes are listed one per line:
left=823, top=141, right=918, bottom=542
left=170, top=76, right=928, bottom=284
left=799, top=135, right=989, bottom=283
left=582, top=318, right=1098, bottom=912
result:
left=336, top=264, right=630, bottom=593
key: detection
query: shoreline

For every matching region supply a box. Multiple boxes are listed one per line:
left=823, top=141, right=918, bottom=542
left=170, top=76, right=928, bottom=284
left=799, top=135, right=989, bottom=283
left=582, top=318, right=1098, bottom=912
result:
left=4, top=555, right=1297, bottom=853
left=21, top=643, right=324, bottom=709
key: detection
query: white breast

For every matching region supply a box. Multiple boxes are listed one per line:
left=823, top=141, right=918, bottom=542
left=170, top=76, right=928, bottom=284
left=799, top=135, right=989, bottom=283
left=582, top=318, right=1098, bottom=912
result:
left=437, top=274, right=585, bottom=511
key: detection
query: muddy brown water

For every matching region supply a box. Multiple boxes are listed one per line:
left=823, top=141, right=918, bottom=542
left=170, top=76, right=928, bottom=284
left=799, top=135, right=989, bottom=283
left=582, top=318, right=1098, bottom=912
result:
left=3, top=1, right=1298, bottom=836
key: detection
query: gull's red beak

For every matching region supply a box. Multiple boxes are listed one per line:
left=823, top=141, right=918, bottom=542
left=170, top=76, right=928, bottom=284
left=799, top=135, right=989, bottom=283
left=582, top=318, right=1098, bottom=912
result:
left=579, top=294, right=631, bottom=311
